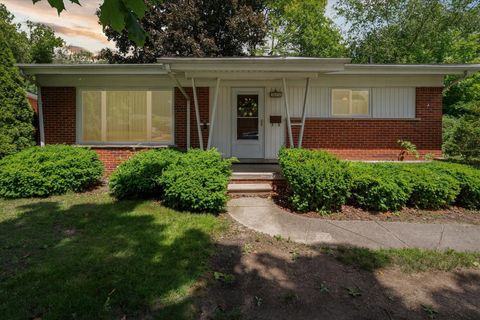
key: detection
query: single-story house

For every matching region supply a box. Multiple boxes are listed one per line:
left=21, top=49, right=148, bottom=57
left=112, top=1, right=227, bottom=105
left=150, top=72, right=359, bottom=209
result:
left=18, top=57, right=480, bottom=174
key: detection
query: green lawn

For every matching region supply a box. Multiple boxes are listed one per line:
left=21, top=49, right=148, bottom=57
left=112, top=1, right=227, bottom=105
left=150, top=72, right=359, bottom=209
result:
left=0, top=192, right=224, bottom=320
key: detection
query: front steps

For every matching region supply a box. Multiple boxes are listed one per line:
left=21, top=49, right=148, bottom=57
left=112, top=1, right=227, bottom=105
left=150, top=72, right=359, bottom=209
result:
left=228, top=170, right=284, bottom=196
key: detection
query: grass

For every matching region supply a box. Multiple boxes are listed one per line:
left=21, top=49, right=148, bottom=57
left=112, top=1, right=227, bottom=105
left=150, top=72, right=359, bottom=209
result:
left=0, top=192, right=224, bottom=320
left=335, top=247, right=480, bottom=272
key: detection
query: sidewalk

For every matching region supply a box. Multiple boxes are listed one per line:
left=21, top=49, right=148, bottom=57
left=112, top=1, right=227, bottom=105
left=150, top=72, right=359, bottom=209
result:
left=228, top=197, right=480, bottom=252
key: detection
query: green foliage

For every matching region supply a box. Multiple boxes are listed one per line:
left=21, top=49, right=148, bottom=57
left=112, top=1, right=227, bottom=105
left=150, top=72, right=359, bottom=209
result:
left=159, top=149, right=234, bottom=213
left=401, top=166, right=460, bottom=209
left=0, top=34, right=35, bottom=158
left=108, top=149, right=181, bottom=199
left=109, top=148, right=233, bottom=213
left=261, top=0, right=345, bottom=57
left=430, top=162, right=480, bottom=209
left=442, top=103, right=480, bottom=160
left=349, top=163, right=410, bottom=212
left=32, top=0, right=147, bottom=45
left=397, top=139, right=419, bottom=160
left=0, top=4, right=30, bottom=63
left=0, top=145, right=103, bottom=198
left=26, top=21, right=65, bottom=63
left=278, top=148, right=351, bottom=212
left=100, top=0, right=267, bottom=63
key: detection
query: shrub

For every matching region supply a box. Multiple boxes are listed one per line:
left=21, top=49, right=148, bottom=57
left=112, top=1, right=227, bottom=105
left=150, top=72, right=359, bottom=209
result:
left=159, top=149, right=233, bottom=213
left=349, top=163, right=410, bottom=212
left=401, top=165, right=460, bottom=209
left=109, top=148, right=181, bottom=199
left=0, top=145, right=103, bottom=198
left=429, top=162, right=480, bottom=209
left=278, top=148, right=351, bottom=212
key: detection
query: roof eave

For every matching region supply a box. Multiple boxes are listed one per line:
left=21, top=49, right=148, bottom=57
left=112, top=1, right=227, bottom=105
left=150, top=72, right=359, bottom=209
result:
left=16, top=64, right=169, bottom=75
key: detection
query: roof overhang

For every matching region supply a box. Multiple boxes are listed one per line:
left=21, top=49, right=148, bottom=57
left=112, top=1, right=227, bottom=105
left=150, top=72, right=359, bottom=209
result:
left=17, top=63, right=169, bottom=75
left=331, top=64, right=480, bottom=75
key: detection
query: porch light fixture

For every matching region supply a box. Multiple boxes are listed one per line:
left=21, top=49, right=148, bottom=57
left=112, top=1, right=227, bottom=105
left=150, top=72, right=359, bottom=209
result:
left=269, top=89, right=282, bottom=98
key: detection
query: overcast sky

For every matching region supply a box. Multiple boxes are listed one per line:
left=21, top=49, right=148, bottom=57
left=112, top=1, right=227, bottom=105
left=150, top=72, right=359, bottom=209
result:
left=1, top=0, right=341, bottom=54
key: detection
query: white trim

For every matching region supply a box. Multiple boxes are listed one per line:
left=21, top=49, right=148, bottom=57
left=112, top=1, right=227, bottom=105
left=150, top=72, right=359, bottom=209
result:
left=298, top=77, right=310, bottom=148
left=207, top=78, right=221, bottom=149
left=37, top=87, right=45, bottom=147
left=77, top=88, right=174, bottom=145
left=282, top=78, right=294, bottom=147
left=191, top=78, right=204, bottom=150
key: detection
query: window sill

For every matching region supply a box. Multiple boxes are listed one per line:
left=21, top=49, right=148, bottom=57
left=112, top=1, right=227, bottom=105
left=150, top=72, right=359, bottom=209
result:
left=290, top=117, right=420, bottom=123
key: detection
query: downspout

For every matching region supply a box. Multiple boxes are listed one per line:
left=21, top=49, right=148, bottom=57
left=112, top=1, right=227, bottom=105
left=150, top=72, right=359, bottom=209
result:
left=168, top=71, right=191, bottom=149
left=37, top=86, right=45, bottom=147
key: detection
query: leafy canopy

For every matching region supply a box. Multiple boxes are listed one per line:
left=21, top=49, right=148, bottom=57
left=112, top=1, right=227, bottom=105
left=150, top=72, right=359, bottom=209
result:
left=32, top=0, right=148, bottom=46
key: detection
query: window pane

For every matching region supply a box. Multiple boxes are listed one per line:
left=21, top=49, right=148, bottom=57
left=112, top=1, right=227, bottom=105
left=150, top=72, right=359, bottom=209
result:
left=237, top=94, right=258, bottom=140
left=352, top=90, right=369, bottom=115
left=82, top=91, right=102, bottom=141
left=332, top=90, right=350, bottom=115
left=151, top=91, right=173, bottom=142
left=106, top=91, right=147, bottom=142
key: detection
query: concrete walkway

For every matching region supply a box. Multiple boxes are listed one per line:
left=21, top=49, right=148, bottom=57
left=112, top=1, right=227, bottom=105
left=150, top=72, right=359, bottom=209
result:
left=228, top=197, right=480, bottom=252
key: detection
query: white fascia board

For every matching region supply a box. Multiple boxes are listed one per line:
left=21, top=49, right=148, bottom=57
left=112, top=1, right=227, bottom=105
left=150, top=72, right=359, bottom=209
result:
left=331, top=64, right=480, bottom=75
left=183, top=71, right=319, bottom=79
left=16, top=64, right=169, bottom=75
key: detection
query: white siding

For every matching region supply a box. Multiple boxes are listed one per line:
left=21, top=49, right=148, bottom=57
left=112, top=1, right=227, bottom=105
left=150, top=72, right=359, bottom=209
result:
left=265, top=87, right=285, bottom=159
left=372, top=87, right=415, bottom=118
left=210, top=86, right=232, bottom=157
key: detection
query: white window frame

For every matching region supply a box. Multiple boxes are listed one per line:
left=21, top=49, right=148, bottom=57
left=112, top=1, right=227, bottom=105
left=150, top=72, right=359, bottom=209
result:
left=76, top=88, right=175, bottom=146
left=330, top=88, right=372, bottom=118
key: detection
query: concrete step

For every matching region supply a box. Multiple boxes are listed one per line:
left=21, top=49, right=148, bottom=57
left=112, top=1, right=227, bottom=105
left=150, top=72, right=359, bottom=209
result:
left=230, top=171, right=283, bottom=181
left=228, top=183, right=272, bottom=194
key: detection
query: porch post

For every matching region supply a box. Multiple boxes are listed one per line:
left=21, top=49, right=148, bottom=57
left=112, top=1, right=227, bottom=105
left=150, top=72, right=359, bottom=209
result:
left=37, top=86, right=45, bottom=147
left=207, top=78, right=221, bottom=149
left=191, top=77, right=204, bottom=150
left=282, top=78, right=294, bottom=148
left=169, top=74, right=191, bottom=149
left=298, top=77, right=310, bottom=148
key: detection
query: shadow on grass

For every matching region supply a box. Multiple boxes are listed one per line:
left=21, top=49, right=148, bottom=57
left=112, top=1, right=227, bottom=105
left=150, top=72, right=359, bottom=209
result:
left=0, top=197, right=216, bottom=319
left=199, top=239, right=480, bottom=320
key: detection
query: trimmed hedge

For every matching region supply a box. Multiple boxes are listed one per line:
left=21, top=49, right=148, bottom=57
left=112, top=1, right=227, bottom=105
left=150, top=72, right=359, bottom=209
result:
left=278, top=148, right=351, bottom=212
left=0, top=145, right=103, bottom=198
left=109, top=149, right=181, bottom=199
left=349, top=163, right=410, bottom=212
left=280, top=149, right=480, bottom=213
left=109, top=148, right=233, bottom=213
left=160, top=149, right=233, bottom=213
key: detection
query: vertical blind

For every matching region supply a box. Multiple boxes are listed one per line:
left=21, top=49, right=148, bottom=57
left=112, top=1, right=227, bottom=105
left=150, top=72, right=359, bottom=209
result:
left=82, top=90, right=173, bottom=143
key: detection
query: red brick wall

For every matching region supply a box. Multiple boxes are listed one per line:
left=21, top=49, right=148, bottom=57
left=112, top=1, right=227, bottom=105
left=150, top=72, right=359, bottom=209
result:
left=41, top=87, right=76, bottom=144
left=288, top=87, right=443, bottom=160
left=93, top=148, right=146, bottom=175
left=174, top=87, right=209, bottom=149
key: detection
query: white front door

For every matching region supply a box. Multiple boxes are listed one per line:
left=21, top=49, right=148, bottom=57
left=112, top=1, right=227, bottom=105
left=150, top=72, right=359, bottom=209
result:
left=231, top=88, right=264, bottom=159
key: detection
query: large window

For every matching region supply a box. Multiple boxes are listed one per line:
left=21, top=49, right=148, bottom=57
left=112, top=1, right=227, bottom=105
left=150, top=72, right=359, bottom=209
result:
left=81, top=90, right=173, bottom=144
left=332, top=89, right=369, bottom=117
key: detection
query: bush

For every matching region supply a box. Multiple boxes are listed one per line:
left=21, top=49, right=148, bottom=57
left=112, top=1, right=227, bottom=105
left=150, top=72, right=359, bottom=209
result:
left=349, top=163, right=410, bottom=212
left=428, top=162, right=480, bottom=209
left=401, top=165, right=460, bottom=209
left=159, top=149, right=233, bottom=213
left=109, top=148, right=181, bottom=199
left=0, top=145, right=103, bottom=198
left=278, top=148, right=351, bottom=212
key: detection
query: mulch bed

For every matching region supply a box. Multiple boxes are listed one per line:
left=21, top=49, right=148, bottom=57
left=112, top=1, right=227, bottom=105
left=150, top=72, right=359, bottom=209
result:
left=272, top=191, right=480, bottom=225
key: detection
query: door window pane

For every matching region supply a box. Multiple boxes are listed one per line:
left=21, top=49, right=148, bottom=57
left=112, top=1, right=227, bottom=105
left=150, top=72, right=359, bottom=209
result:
left=237, top=94, right=259, bottom=140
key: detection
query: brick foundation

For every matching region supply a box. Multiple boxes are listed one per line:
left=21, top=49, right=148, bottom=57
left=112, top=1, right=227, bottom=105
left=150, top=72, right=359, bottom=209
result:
left=287, top=87, right=443, bottom=160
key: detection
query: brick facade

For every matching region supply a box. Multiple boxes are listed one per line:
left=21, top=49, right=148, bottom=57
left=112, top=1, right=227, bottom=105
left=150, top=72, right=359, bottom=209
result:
left=39, top=85, right=443, bottom=174
left=288, top=87, right=443, bottom=160
left=174, top=87, right=210, bottom=149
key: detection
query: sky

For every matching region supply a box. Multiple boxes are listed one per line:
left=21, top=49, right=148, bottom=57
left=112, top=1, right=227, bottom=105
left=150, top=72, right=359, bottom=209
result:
left=1, top=0, right=341, bottom=54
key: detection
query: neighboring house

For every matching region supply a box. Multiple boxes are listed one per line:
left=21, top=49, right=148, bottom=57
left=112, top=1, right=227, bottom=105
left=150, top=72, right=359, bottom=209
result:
left=18, top=57, right=480, bottom=174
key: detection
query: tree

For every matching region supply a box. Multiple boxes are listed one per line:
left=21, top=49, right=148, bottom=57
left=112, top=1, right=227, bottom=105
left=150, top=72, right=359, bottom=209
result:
left=261, top=0, right=346, bottom=57
left=0, top=33, right=35, bottom=158
left=100, top=0, right=267, bottom=63
left=27, top=22, right=65, bottom=63
left=0, top=4, right=30, bottom=63
left=334, top=0, right=479, bottom=64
